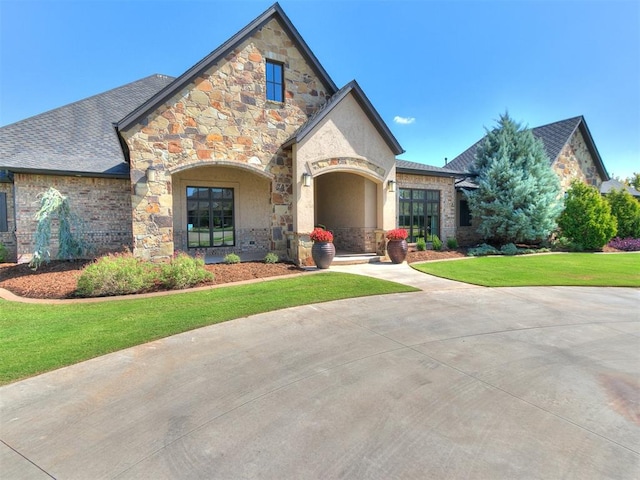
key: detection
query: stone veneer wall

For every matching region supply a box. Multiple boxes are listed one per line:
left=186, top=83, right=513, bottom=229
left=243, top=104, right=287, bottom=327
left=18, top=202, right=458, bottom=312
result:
left=11, top=174, right=132, bottom=262
left=396, top=173, right=456, bottom=244
left=0, top=182, right=16, bottom=261
left=121, top=18, right=330, bottom=262
left=553, top=129, right=604, bottom=192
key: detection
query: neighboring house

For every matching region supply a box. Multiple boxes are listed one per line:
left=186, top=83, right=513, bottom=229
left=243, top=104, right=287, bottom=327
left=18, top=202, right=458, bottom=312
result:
left=0, top=4, right=623, bottom=263
left=446, top=116, right=617, bottom=245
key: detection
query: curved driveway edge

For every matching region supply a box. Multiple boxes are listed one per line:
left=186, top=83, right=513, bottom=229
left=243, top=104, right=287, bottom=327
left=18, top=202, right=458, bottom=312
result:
left=1, top=265, right=639, bottom=479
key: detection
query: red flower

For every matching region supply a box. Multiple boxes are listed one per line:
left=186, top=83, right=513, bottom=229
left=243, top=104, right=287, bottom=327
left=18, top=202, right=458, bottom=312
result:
left=386, top=228, right=408, bottom=240
left=310, top=227, right=334, bottom=242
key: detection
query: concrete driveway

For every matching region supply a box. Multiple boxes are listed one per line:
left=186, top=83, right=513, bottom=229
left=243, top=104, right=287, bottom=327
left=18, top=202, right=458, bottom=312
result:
left=1, top=264, right=639, bottom=479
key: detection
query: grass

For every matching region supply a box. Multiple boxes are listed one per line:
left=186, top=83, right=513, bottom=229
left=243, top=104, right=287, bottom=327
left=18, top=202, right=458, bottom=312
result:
left=0, top=272, right=417, bottom=385
left=412, top=252, right=640, bottom=287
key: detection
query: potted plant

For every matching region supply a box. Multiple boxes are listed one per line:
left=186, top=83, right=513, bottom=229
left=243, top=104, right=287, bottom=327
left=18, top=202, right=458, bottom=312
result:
left=310, top=227, right=335, bottom=269
left=386, top=228, right=409, bottom=264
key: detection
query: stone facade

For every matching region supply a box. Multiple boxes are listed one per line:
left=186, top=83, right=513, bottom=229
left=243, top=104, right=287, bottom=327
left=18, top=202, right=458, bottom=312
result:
left=121, top=18, right=331, bottom=262
left=552, top=129, right=604, bottom=192
left=0, top=182, right=16, bottom=261
left=10, top=174, right=132, bottom=263
left=396, top=173, right=457, bottom=244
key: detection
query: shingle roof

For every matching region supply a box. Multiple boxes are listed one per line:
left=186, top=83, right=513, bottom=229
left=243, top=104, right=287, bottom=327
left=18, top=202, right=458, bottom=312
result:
left=283, top=80, right=404, bottom=156
left=118, top=2, right=338, bottom=131
left=446, top=116, right=608, bottom=181
left=396, top=159, right=465, bottom=177
left=0, top=74, right=174, bottom=177
left=600, top=178, right=640, bottom=197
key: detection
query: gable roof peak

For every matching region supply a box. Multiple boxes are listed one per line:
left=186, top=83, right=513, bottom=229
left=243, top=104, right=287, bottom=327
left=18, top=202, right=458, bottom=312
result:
left=118, top=2, right=338, bottom=131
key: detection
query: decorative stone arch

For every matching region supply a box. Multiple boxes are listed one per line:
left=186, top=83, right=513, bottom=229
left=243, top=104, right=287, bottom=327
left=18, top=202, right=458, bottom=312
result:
left=307, top=156, right=386, bottom=184
left=167, top=160, right=275, bottom=181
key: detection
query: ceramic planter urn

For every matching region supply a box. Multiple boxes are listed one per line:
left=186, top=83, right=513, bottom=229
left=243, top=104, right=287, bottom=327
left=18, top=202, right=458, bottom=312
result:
left=311, top=242, right=335, bottom=269
left=387, top=239, right=408, bottom=264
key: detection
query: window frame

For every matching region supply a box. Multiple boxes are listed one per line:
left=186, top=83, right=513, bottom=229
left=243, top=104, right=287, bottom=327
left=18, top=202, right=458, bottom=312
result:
left=459, top=198, right=472, bottom=227
left=186, top=186, right=235, bottom=248
left=398, top=188, right=441, bottom=242
left=265, top=59, right=284, bottom=103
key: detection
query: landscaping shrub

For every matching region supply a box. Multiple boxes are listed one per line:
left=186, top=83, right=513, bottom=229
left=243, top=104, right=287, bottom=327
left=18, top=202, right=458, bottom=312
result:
left=224, top=253, right=241, bottom=264
left=606, top=189, right=640, bottom=239
left=500, top=243, right=518, bottom=255
left=416, top=237, right=427, bottom=251
left=608, top=237, right=640, bottom=252
left=558, top=181, right=617, bottom=251
left=0, top=242, right=7, bottom=262
left=77, top=253, right=156, bottom=297
left=160, top=253, right=213, bottom=289
left=431, top=235, right=443, bottom=251
left=446, top=238, right=458, bottom=250
left=468, top=244, right=500, bottom=256
left=264, top=252, right=279, bottom=264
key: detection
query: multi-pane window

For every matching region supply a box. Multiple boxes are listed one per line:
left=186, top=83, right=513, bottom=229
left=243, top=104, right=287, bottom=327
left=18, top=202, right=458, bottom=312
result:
left=398, top=188, right=440, bottom=242
left=186, top=187, right=234, bottom=248
left=266, top=60, right=284, bottom=102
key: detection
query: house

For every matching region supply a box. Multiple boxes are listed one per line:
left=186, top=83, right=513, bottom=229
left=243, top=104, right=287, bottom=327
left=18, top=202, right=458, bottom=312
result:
left=445, top=116, right=616, bottom=245
left=0, top=4, right=620, bottom=264
left=1, top=3, right=407, bottom=265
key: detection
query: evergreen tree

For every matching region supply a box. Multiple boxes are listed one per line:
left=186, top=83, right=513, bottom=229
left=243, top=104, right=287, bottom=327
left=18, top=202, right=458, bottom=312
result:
left=606, top=188, right=640, bottom=239
left=558, top=181, right=617, bottom=250
left=465, top=113, right=562, bottom=245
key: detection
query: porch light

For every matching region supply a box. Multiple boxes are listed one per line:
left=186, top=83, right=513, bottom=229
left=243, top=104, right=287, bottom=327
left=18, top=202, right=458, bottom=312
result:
left=388, top=180, right=396, bottom=192
left=302, top=172, right=312, bottom=187
left=147, top=166, right=157, bottom=183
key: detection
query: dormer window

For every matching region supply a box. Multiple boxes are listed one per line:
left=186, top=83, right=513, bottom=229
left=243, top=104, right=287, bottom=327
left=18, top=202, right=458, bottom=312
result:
left=266, top=60, right=284, bottom=102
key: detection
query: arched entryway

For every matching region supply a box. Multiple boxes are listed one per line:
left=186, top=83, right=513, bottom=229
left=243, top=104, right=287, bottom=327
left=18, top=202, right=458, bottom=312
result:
left=171, top=164, right=276, bottom=262
left=314, top=171, right=379, bottom=254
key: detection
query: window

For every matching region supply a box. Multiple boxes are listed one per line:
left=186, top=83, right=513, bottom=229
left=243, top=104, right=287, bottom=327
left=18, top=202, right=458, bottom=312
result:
left=186, top=187, right=234, bottom=248
left=459, top=199, right=472, bottom=227
left=266, top=60, right=284, bottom=102
left=398, top=188, right=440, bottom=242
left=0, top=192, right=7, bottom=232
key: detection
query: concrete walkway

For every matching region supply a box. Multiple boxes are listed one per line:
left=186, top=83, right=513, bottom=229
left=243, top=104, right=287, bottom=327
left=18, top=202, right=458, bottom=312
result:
left=1, top=263, right=639, bottom=479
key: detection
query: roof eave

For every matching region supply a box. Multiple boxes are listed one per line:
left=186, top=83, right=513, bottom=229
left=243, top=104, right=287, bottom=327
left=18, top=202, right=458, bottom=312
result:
left=2, top=167, right=130, bottom=179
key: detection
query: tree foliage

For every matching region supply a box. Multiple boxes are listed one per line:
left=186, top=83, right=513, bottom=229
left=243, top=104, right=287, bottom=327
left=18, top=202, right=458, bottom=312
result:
left=465, top=113, right=562, bottom=245
left=606, top=188, right=640, bottom=239
left=558, top=181, right=617, bottom=250
left=30, top=187, right=87, bottom=269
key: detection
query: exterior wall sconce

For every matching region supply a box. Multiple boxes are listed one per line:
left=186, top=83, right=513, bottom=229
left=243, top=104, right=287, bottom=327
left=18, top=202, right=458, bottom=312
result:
left=147, top=166, right=157, bottom=183
left=302, top=172, right=312, bottom=187
left=388, top=180, right=396, bottom=192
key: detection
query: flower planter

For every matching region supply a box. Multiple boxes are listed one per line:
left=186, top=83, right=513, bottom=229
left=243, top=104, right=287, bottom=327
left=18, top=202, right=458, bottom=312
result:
left=311, top=242, right=335, bottom=269
left=387, top=239, right=408, bottom=264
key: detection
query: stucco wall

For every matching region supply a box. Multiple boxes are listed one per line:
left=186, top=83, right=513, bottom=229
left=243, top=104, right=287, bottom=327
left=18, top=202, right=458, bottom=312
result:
left=0, top=182, right=16, bottom=261
left=553, top=129, right=604, bottom=191
left=11, top=174, right=132, bottom=263
left=294, top=94, right=397, bottom=235
left=121, top=18, right=331, bottom=261
left=396, top=173, right=456, bottom=244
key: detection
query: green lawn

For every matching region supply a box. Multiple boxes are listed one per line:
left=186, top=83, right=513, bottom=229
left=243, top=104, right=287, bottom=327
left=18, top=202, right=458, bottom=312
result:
left=0, top=272, right=417, bottom=385
left=412, top=253, right=640, bottom=287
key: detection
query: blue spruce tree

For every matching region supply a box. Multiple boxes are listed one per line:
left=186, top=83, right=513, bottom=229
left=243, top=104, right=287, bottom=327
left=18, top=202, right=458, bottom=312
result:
left=466, top=113, right=562, bottom=245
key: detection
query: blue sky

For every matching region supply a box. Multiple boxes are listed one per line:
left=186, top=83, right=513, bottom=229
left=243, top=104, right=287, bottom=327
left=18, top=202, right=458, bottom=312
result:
left=1, top=0, right=638, bottom=178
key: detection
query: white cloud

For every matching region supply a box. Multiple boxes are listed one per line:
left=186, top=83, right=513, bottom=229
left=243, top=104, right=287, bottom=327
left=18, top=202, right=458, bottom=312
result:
left=393, top=116, right=416, bottom=125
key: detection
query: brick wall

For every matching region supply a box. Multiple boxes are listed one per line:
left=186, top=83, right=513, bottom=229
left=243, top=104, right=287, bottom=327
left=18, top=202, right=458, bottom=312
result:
left=12, top=174, right=132, bottom=262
